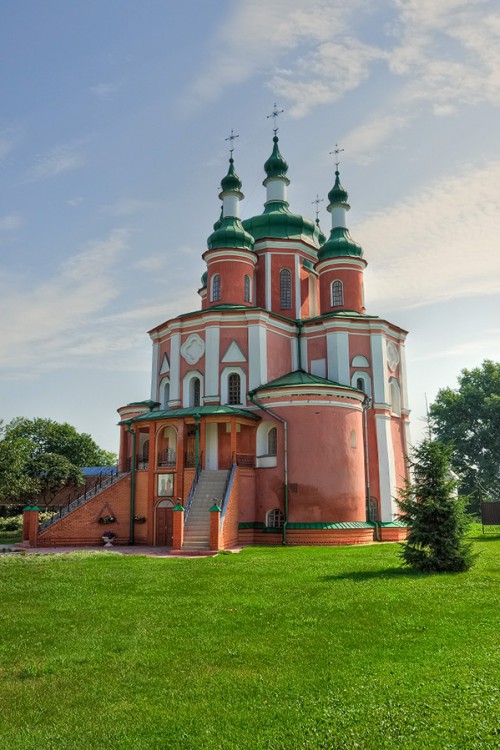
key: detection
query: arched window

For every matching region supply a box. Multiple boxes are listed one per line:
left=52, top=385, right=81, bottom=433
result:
left=192, top=377, right=201, bottom=407
left=142, top=439, right=150, bottom=461
left=331, top=279, right=344, bottom=307
left=266, top=508, right=284, bottom=529
left=244, top=274, right=251, bottom=303
left=160, top=379, right=170, bottom=408
left=280, top=268, right=292, bottom=309
left=211, top=274, right=221, bottom=302
left=356, top=377, right=365, bottom=392
left=351, top=371, right=372, bottom=398
left=267, top=427, right=277, bottom=456
left=228, top=373, right=241, bottom=405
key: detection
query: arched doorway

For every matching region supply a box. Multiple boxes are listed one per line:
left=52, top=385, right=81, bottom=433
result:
left=156, top=499, right=174, bottom=546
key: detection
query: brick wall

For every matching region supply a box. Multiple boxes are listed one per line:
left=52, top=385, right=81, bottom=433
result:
left=220, top=470, right=239, bottom=549
left=379, top=527, right=408, bottom=542
left=37, top=476, right=132, bottom=547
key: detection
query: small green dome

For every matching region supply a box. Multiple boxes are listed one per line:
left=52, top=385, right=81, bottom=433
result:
left=207, top=216, right=255, bottom=252
left=328, top=171, right=349, bottom=206
left=220, top=157, right=242, bottom=194
left=264, top=135, right=289, bottom=180
left=201, top=271, right=208, bottom=288
left=317, top=226, right=363, bottom=261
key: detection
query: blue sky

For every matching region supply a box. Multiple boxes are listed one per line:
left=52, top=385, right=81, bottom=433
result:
left=1, top=0, right=499, bottom=453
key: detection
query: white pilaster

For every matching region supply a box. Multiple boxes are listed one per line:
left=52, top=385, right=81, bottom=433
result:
left=375, top=413, right=397, bottom=521
left=290, top=336, right=298, bottom=371
left=169, top=333, right=181, bottom=403
left=205, top=326, right=220, bottom=400
left=295, top=254, right=301, bottom=319
left=371, top=334, right=390, bottom=404
left=265, top=253, right=271, bottom=311
left=248, top=324, right=268, bottom=390
left=300, top=333, right=308, bottom=372
left=326, top=331, right=350, bottom=384
left=150, top=341, right=159, bottom=401
left=399, top=342, right=409, bottom=411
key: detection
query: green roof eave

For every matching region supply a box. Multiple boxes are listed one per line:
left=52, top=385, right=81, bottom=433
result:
left=249, top=369, right=361, bottom=394
left=207, top=216, right=255, bottom=252
left=122, top=404, right=261, bottom=425
left=287, top=521, right=374, bottom=529
left=127, top=399, right=160, bottom=410
left=317, top=227, right=363, bottom=260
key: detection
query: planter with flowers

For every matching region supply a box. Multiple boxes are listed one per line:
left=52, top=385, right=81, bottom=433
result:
left=101, top=530, right=117, bottom=547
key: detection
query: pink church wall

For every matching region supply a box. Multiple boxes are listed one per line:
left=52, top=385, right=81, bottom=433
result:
left=206, top=255, right=255, bottom=308
left=319, top=266, right=364, bottom=315
left=271, top=401, right=366, bottom=522
left=266, top=330, right=292, bottom=381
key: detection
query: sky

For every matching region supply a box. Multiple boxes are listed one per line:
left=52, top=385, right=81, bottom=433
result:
left=1, top=0, right=499, bottom=454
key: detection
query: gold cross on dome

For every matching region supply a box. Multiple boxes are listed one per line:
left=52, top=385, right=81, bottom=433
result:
left=267, top=103, right=284, bottom=134
left=225, top=129, right=239, bottom=155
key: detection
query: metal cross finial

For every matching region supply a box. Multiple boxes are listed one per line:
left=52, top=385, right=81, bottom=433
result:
left=311, top=194, right=325, bottom=223
left=329, top=143, right=345, bottom=169
left=267, top=103, right=284, bottom=134
left=225, top=129, right=239, bottom=155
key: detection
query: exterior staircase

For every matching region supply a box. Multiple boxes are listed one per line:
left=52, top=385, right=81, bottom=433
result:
left=183, top=470, right=228, bottom=551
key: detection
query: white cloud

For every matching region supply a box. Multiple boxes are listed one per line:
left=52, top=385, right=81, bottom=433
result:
left=342, top=115, right=410, bottom=163
left=90, top=82, right=120, bottom=100
left=0, top=231, right=129, bottom=375
left=101, top=198, right=160, bottom=217
left=26, top=143, right=86, bottom=182
left=357, top=160, right=500, bottom=310
left=0, top=213, right=22, bottom=231
left=0, top=138, right=14, bottom=160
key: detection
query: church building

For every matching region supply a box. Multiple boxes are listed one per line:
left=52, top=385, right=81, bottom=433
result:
left=32, top=130, right=410, bottom=550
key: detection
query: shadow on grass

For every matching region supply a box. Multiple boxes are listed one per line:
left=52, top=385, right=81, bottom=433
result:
left=470, top=534, right=500, bottom=543
left=321, top=566, right=426, bottom=582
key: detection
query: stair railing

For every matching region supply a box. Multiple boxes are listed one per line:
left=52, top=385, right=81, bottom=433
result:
left=184, top=453, right=203, bottom=524
left=38, top=467, right=122, bottom=533
left=220, top=460, right=237, bottom=531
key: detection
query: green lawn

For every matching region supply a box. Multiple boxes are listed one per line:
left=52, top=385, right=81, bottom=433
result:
left=0, top=534, right=498, bottom=750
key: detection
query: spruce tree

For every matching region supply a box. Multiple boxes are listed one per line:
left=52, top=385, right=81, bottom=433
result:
left=398, top=439, right=474, bottom=572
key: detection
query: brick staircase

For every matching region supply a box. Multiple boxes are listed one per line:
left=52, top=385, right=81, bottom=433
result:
left=183, top=470, right=228, bottom=551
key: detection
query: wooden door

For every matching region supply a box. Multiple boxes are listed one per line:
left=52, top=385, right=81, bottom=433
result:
left=156, top=507, right=173, bottom=546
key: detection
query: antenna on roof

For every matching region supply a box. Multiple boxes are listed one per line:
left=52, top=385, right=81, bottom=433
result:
left=267, top=103, right=284, bottom=135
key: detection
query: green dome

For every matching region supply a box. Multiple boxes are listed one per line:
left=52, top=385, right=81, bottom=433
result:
left=264, top=135, right=289, bottom=181
left=242, top=203, right=322, bottom=249
left=207, top=216, right=255, bottom=251
left=328, top=171, right=349, bottom=206
left=200, top=271, right=208, bottom=288
left=220, top=157, right=242, bottom=194
left=317, top=227, right=363, bottom=261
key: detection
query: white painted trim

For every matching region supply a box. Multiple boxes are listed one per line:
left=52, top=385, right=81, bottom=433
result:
left=265, top=252, right=271, bottom=310
left=300, top=334, right=308, bottom=372
left=371, top=334, right=389, bottom=404
left=326, top=331, right=350, bottom=385
left=295, top=254, right=301, bottom=319
left=352, top=354, right=369, bottom=367
left=169, top=333, right=181, bottom=403
left=253, top=239, right=319, bottom=253
left=205, top=423, right=219, bottom=470
left=222, top=340, right=246, bottom=363
left=182, top=370, right=204, bottom=408
left=205, top=326, right=220, bottom=398
left=151, top=342, right=159, bottom=401
left=204, top=251, right=257, bottom=266
left=221, top=366, right=247, bottom=406
left=248, top=324, right=267, bottom=390
left=399, top=342, right=409, bottom=411
left=159, top=377, right=171, bottom=408
left=375, top=414, right=397, bottom=521
left=351, top=370, right=372, bottom=398
left=290, top=337, right=298, bottom=371
left=249, top=399, right=363, bottom=411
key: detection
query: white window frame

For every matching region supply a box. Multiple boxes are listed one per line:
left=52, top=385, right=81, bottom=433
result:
left=331, top=279, right=344, bottom=307
left=244, top=274, right=252, bottom=303
left=211, top=274, right=221, bottom=302
left=221, top=366, right=247, bottom=407
left=266, top=508, right=284, bottom=529
left=256, top=420, right=278, bottom=468
left=183, top=371, right=204, bottom=408
left=279, top=268, right=292, bottom=310
left=351, top=370, right=372, bottom=398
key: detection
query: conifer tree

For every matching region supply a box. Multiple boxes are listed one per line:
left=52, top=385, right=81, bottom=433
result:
left=398, top=438, right=474, bottom=572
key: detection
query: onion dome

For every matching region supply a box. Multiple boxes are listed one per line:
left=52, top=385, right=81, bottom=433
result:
left=207, top=216, right=255, bottom=251
left=328, top=170, right=349, bottom=205
left=220, top=157, right=242, bottom=196
left=317, top=227, right=363, bottom=260
left=264, top=135, right=289, bottom=182
left=200, top=271, right=208, bottom=288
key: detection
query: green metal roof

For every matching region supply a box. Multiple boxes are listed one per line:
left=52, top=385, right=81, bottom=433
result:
left=122, top=404, right=261, bottom=425
left=127, top=399, right=160, bottom=410
left=317, top=226, right=363, bottom=261
left=264, top=135, right=289, bottom=181
left=328, top=170, right=349, bottom=206
left=220, top=157, right=242, bottom=194
left=287, top=521, right=374, bottom=529
left=242, top=204, right=322, bottom=246
left=207, top=216, right=255, bottom=251
left=250, top=369, right=360, bottom=394
left=200, top=270, right=208, bottom=288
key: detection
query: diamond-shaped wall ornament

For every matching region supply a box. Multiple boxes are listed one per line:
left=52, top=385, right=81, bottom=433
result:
left=180, top=334, right=205, bottom=365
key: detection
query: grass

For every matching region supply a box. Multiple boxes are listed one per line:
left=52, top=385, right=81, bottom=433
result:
left=0, top=531, right=21, bottom=545
left=0, top=533, right=498, bottom=749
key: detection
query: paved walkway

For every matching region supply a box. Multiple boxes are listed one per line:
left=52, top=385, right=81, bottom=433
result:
left=0, top=543, right=241, bottom=558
